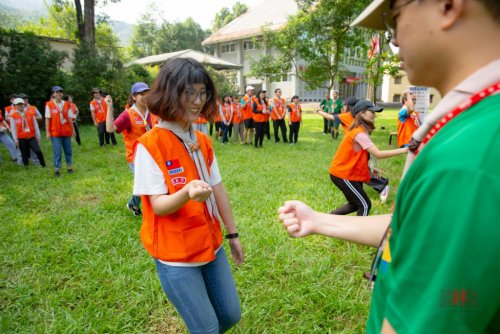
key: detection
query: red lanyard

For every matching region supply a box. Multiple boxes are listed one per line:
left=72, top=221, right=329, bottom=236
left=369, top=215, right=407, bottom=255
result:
left=418, top=82, right=500, bottom=153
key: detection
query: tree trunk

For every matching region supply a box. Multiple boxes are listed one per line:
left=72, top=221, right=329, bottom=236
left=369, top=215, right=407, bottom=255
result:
left=84, top=0, right=95, bottom=48
left=74, top=0, right=85, bottom=42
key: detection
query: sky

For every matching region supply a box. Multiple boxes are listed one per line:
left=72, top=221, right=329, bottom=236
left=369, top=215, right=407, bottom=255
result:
left=96, top=0, right=263, bottom=29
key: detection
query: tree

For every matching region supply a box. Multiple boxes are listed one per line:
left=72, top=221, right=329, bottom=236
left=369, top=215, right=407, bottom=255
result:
left=213, top=2, right=248, bottom=31
left=19, top=2, right=78, bottom=40
left=154, top=18, right=207, bottom=54
left=249, top=0, right=370, bottom=94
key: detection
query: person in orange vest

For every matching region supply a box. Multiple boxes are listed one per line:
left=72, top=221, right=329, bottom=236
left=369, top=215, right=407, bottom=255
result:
left=9, top=98, right=46, bottom=167
left=0, top=108, right=17, bottom=163
left=132, top=58, right=243, bottom=333
left=317, top=96, right=392, bottom=203
left=261, top=90, right=271, bottom=140
left=45, top=86, right=75, bottom=176
left=220, top=95, right=233, bottom=144
left=328, top=100, right=408, bottom=216
left=231, top=96, right=244, bottom=143
left=252, top=90, right=270, bottom=148
left=397, top=91, right=420, bottom=147
left=241, top=85, right=255, bottom=145
left=90, top=87, right=117, bottom=147
left=3, top=94, right=17, bottom=121
left=17, top=93, right=42, bottom=165
left=193, top=114, right=209, bottom=135
left=271, top=88, right=288, bottom=143
left=62, top=95, right=81, bottom=146
left=287, top=95, right=302, bottom=144
left=105, top=82, right=151, bottom=216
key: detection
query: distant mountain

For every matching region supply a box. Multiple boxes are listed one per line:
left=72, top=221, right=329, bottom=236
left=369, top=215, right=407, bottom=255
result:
left=110, top=20, right=134, bottom=47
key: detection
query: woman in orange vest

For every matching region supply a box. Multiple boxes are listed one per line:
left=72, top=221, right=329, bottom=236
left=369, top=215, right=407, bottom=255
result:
left=132, top=58, right=243, bottom=333
left=252, top=90, right=270, bottom=148
left=214, top=100, right=223, bottom=141
left=397, top=92, right=420, bottom=147
left=45, top=86, right=75, bottom=177
left=105, top=82, right=152, bottom=216
left=231, top=96, right=244, bottom=143
left=329, top=100, right=408, bottom=216
left=287, top=95, right=302, bottom=144
left=271, top=88, right=288, bottom=143
left=63, top=95, right=81, bottom=146
left=220, top=95, right=233, bottom=144
left=9, top=98, right=46, bottom=167
left=90, top=87, right=117, bottom=147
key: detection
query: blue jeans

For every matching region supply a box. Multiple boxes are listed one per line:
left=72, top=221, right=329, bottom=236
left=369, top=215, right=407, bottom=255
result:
left=127, top=163, right=141, bottom=208
left=154, top=248, right=241, bottom=334
left=221, top=123, right=229, bottom=143
left=0, top=131, right=18, bottom=161
left=51, top=136, right=72, bottom=169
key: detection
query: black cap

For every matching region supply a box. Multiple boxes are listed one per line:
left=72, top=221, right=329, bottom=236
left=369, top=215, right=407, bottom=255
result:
left=344, top=96, right=359, bottom=107
left=353, top=99, right=383, bottom=115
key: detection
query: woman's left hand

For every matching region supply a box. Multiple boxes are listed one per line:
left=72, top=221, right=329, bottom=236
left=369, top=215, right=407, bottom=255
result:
left=229, top=238, right=244, bottom=265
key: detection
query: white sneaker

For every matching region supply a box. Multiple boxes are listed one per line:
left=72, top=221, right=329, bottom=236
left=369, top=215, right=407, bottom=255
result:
left=380, top=185, right=390, bottom=203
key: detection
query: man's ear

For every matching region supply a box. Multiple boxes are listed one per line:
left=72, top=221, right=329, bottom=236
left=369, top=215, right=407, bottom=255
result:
left=439, top=0, right=466, bottom=30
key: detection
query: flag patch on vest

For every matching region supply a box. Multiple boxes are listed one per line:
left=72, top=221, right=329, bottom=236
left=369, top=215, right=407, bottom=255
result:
left=171, top=177, right=187, bottom=186
left=166, top=159, right=184, bottom=175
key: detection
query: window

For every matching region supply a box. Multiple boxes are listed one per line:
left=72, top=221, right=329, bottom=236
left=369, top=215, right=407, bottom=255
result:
left=394, top=76, right=402, bottom=85
left=393, top=94, right=401, bottom=103
left=243, top=40, right=254, bottom=51
left=220, top=43, right=236, bottom=54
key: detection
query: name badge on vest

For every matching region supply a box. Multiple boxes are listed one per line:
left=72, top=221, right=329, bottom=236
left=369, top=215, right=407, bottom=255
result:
left=166, top=159, right=184, bottom=175
left=171, top=177, right=187, bottom=186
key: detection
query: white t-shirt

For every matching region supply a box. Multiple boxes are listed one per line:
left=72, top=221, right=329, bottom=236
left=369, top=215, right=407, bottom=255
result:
left=133, top=140, right=223, bottom=267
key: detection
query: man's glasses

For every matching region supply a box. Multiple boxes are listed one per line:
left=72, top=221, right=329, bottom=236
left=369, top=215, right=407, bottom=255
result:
left=184, top=89, right=211, bottom=103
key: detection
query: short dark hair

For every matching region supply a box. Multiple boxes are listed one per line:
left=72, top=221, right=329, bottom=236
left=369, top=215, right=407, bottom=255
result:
left=291, top=95, right=299, bottom=100
left=147, top=58, right=217, bottom=122
left=275, top=88, right=281, bottom=93
left=9, top=94, right=18, bottom=100
left=479, top=0, right=500, bottom=22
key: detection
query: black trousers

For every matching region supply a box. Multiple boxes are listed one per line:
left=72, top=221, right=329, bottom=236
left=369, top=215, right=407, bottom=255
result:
left=330, top=174, right=371, bottom=216
left=254, top=121, right=265, bottom=147
left=289, top=122, right=300, bottom=143
left=273, top=119, right=288, bottom=142
left=323, top=118, right=329, bottom=134
left=97, top=122, right=116, bottom=146
left=19, top=137, right=46, bottom=167
left=367, top=174, right=389, bottom=193
left=264, top=120, right=270, bottom=139
left=73, top=122, right=81, bottom=146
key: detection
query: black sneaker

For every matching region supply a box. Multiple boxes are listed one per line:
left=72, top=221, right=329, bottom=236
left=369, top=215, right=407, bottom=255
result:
left=67, top=169, right=74, bottom=174
left=54, top=170, right=60, bottom=177
left=126, top=203, right=142, bottom=216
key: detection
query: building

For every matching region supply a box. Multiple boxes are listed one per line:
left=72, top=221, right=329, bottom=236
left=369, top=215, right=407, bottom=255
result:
left=202, top=0, right=369, bottom=102
left=44, top=37, right=78, bottom=71
left=382, top=70, right=442, bottom=108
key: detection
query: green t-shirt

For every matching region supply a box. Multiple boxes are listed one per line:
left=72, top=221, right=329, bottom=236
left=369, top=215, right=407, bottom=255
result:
left=333, top=98, right=342, bottom=114
left=367, top=94, right=500, bottom=333
left=320, top=99, right=333, bottom=114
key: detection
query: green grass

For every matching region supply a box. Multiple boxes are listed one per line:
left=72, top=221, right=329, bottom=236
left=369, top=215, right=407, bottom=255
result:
left=0, top=109, right=405, bottom=333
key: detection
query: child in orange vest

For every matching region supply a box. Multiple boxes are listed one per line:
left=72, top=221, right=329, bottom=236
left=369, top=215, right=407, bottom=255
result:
left=132, top=58, right=243, bottom=333
left=9, top=98, right=46, bottom=167
left=397, top=91, right=420, bottom=148
left=329, top=100, right=408, bottom=216
left=252, top=90, right=270, bottom=148
left=106, top=82, right=152, bottom=216
left=231, top=96, right=244, bottom=143
left=220, top=95, right=234, bottom=144
left=90, top=87, right=117, bottom=147
left=287, top=95, right=302, bottom=144
left=45, top=86, right=75, bottom=177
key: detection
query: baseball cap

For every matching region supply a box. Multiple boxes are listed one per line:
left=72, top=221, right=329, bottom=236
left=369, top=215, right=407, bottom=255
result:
left=18, top=93, right=28, bottom=99
left=344, top=96, right=359, bottom=107
left=353, top=99, right=383, bottom=115
left=52, top=86, right=63, bottom=92
left=91, top=87, right=101, bottom=94
left=13, top=98, right=25, bottom=105
left=131, top=82, right=150, bottom=95
left=350, top=0, right=391, bottom=30
left=245, top=85, right=255, bottom=91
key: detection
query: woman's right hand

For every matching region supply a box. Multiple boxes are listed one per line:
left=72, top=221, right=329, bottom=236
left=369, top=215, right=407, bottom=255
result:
left=185, top=180, right=212, bottom=202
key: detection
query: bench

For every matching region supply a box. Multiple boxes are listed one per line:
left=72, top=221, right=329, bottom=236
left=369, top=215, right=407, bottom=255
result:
left=388, top=132, right=397, bottom=145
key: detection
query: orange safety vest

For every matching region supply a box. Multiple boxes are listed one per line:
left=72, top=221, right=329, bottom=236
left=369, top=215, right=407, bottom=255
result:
left=272, top=97, right=286, bottom=121
left=11, top=110, right=36, bottom=139
left=137, top=127, right=223, bottom=262
left=151, top=113, right=160, bottom=126
left=338, top=112, right=355, bottom=132
left=194, top=115, right=208, bottom=124
left=397, top=111, right=420, bottom=147
left=241, top=95, right=255, bottom=120
left=46, top=100, right=73, bottom=137
left=252, top=99, right=268, bottom=123
left=221, top=104, right=232, bottom=123
left=288, top=103, right=302, bottom=123
left=329, top=126, right=371, bottom=182
left=214, top=104, right=222, bottom=123
left=123, top=108, right=150, bottom=163
left=90, top=99, right=108, bottom=123
left=231, top=102, right=243, bottom=123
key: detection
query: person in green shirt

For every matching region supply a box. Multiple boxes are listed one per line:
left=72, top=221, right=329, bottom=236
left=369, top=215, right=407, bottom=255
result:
left=278, top=0, right=500, bottom=332
left=319, top=92, right=333, bottom=135
left=331, top=90, right=343, bottom=140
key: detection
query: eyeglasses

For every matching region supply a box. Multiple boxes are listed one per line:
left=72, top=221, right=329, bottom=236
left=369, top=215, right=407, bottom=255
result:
left=382, top=0, right=418, bottom=41
left=184, top=89, right=211, bottom=103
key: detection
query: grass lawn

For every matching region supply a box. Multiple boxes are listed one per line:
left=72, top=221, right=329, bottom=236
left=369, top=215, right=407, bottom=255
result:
left=0, top=109, right=405, bottom=333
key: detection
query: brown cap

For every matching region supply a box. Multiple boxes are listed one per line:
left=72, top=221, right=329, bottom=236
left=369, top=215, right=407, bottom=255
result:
left=350, top=0, right=391, bottom=30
